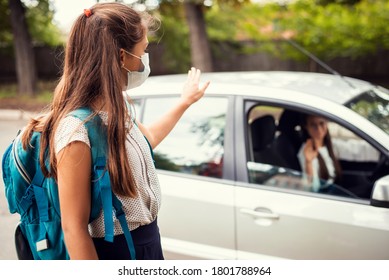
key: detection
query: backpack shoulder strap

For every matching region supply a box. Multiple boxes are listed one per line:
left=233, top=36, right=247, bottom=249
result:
left=68, top=108, right=136, bottom=260
left=67, top=108, right=106, bottom=158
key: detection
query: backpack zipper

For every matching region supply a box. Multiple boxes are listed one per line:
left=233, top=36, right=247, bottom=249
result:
left=12, top=137, right=32, bottom=184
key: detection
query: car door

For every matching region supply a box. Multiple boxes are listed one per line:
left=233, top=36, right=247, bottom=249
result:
left=233, top=96, right=389, bottom=259
left=138, top=95, right=237, bottom=260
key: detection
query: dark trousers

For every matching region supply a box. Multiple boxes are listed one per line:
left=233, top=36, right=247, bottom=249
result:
left=93, top=219, right=164, bottom=260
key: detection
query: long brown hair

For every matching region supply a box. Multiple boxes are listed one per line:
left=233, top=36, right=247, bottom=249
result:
left=21, top=3, right=156, bottom=197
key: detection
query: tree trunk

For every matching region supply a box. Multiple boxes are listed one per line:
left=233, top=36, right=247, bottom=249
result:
left=183, top=2, right=214, bottom=72
left=8, top=0, right=37, bottom=96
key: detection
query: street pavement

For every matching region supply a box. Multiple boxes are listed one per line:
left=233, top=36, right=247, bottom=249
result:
left=0, top=109, right=37, bottom=260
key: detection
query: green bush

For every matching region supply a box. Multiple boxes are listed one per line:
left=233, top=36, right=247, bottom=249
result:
left=206, top=0, right=389, bottom=61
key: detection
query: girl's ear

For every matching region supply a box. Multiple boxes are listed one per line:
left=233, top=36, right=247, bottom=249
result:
left=119, top=49, right=126, bottom=67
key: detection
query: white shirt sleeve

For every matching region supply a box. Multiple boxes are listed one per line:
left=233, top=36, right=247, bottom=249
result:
left=54, top=116, right=90, bottom=155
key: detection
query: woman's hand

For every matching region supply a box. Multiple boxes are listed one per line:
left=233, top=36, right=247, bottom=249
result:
left=304, top=138, right=318, bottom=163
left=181, top=67, right=210, bottom=107
left=303, top=139, right=318, bottom=180
left=138, top=67, right=210, bottom=149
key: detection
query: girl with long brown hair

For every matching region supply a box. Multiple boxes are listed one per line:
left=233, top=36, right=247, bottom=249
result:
left=20, top=2, right=209, bottom=259
left=298, top=114, right=342, bottom=192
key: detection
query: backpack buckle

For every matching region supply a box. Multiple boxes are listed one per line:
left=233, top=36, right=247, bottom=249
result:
left=19, top=185, right=35, bottom=212
left=36, top=239, right=48, bottom=251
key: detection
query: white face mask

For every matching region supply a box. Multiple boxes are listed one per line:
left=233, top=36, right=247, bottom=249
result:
left=122, top=52, right=151, bottom=91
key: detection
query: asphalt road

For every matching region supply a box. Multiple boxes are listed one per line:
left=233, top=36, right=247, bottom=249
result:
left=0, top=118, right=27, bottom=260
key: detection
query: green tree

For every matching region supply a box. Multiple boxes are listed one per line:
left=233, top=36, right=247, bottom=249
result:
left=145, top=0, right=249, bottom=72
left=0, top=0, right=12, bottom=44
left=214, top=0, right=389, bottom=63
left=280, top=0, right=389, bottom=60
left=152, top=0, right=215, bottom=72
left=27, top=0, right=63, bottom=46
left=315, top=0, right=361, bottom=5
left=8, top=0, right=36, bottom=95
left=1, top=0, right=61, bottom=96
left=182, top=1, right=213, bottom=72
left=93, top=0, right=389, bottom=72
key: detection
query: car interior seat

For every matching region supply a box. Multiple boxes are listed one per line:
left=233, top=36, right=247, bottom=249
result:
left=250, top=114, right=287, bottom=167
left=274, top=110, right=304, bottom=171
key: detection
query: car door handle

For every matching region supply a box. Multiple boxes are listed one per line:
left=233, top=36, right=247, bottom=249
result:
left=240, top=207, right=280, bottom=220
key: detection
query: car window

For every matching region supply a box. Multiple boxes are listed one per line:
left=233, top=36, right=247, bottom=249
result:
left=328, top=122, right=380, bottom=162
left=246, top=104, right=380, bottom=200
left=143, top=97, right=228, bottom=179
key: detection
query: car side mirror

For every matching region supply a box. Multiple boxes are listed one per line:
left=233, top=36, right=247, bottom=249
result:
left=371, top=175, right=389, bottom=208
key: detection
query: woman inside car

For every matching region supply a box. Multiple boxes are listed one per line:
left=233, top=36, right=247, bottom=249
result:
left=297, top=114, right=342, bottom=192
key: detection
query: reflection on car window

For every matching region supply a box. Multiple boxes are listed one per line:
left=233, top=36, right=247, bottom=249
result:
left=143, top=97, right=228, bottom=179
left=247, top=162, right=359, bottom=198
left=328, top=122, right=380, bottom=162
left=246, top=104, right=380, bottom=200
left=346, top=88, right=389, bottom=135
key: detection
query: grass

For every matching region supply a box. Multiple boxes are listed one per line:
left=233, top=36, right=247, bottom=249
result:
left=0, top=80, right=56, bottom=111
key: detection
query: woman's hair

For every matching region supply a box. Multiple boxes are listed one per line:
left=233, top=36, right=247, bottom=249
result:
left=301, top=114, right=342, bottom=183
left=21, top=3, right=157, bottom=197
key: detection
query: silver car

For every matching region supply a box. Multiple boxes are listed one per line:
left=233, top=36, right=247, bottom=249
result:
left=129, top=71, right=389, bottom=260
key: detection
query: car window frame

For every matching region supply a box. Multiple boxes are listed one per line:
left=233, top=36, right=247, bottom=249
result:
left=234, top=95, right=386, bottom=205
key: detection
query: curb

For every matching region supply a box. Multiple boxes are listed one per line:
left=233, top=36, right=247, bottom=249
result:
left=0, top=109, right=38, bottom=121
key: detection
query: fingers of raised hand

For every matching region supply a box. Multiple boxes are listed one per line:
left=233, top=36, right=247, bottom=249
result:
left=188, top=67, right=201, bottom=82
left=182, top=67, right=210, bottom=105
left=200, top=80, right=211, bottom=93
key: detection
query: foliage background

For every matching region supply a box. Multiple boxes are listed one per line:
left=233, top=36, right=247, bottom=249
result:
left=0, top=0, right=62, bottom=48
left=1, top=0, right=389, bottom=91
left=152, top=0, right=389, bottom=71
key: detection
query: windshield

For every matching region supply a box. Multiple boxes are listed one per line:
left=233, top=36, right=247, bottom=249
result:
left=345, top=87, right=389, bottom=135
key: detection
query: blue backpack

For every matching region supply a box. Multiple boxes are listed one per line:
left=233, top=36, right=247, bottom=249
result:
left=1, top=108, right=136, bottom=260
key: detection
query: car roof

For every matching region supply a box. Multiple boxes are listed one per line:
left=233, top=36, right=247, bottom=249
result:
left=130, top=71, right=374, bottom=105
left=128, top=71, right=389, bottom=152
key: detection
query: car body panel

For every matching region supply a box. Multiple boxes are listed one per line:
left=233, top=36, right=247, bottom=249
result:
left=235, top=185, right=389, bottom=259
left=157, top=172, right=236, bottom=260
